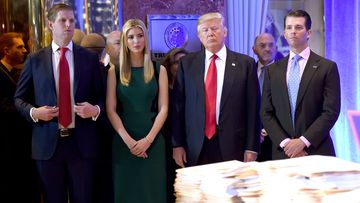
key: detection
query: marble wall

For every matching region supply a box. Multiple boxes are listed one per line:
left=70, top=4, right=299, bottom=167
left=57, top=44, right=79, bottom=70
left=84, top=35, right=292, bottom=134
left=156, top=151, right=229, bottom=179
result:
left=122, top=0, right=225, bottom=23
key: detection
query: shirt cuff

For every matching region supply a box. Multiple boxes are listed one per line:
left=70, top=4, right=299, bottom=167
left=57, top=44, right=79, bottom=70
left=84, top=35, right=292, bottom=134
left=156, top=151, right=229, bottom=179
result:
left=30, top=107, right=39, bottom=123
left=245, top=150, right=258, bottom=155
left=92, top=105, right=100, bottom=121
left=280, top=138, right=291, bottom=148
left=299, top=136, right=311, bottom=148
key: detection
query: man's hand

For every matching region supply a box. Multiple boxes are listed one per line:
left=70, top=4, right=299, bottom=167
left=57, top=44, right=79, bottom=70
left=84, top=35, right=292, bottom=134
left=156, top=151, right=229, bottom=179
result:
left=244, top=151, right=257, bottom=162
left=283, top=138, right=306, bottom=158
left=292, top=150, right=308, bottom=158
left=74, top=102, right=98, bottom=118
left=33, top=106, right=58, bottom=121
left=173, top=147, right=187, bottom=168
left=260, top=128, right=268, bottom=143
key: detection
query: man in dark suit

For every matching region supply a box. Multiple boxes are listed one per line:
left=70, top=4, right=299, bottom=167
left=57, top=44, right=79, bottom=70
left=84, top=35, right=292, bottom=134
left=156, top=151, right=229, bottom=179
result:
left=0, top=32, right=41, bottom=203
left=14, top=4, right=104, bottom=203
left=252, top=32, right=278, bottom=161
left=261, top=10, right=340, bottom=160
left=171, top=12, right=260, bottom=167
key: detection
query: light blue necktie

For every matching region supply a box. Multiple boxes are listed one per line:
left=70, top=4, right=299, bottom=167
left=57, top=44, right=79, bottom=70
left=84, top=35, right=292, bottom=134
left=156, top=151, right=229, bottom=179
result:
left=288, top=54, right=302, bottom=128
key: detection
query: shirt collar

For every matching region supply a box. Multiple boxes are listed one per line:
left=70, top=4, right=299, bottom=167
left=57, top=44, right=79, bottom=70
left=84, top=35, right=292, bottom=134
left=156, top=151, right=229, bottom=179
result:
left=258, top=60, right=275, bottom=69
left=205, top=44, right=227, bottom=61
left=52, top=41, right=73, bottom=54
left=289, top=46, right=310, bottom=61
left=0, top=59, right=13, bottom=72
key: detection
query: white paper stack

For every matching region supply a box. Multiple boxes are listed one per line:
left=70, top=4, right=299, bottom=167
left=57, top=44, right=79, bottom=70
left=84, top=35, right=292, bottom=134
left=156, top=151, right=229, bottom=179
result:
left=174, top=156, right=360, bottom=203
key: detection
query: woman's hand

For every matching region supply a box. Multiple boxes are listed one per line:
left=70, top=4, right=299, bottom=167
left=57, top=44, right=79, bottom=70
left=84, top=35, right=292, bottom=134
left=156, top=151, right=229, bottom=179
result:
left=130, top=137, right=151, bottom=158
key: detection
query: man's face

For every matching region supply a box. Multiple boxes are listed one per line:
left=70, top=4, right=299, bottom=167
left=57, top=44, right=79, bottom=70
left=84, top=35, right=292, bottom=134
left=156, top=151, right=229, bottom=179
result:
left=253, top=34, right=276, bottom=65
left=6, top=37, right=27, bottom=65
left=48, top=10, right=75, bottom=45
left=198, top=18, right=227, bottom=53
left=284, top=16, right=311, bottom=51
left=106, top=32, right=121, bottom=64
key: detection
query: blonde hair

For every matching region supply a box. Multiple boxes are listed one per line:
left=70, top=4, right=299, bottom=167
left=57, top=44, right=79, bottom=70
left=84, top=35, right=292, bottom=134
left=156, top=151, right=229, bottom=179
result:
left=119, top=19, right=154, bottom=86
left=197, top=12, right=227, bottom=33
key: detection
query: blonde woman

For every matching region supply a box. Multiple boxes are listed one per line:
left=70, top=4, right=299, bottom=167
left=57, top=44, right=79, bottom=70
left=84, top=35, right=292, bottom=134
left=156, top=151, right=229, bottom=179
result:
left=106, top=19, right=168, bottom=203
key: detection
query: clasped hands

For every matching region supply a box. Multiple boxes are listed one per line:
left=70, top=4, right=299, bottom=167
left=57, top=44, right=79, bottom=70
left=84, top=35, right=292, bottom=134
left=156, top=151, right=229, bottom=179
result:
left=33, top=102, right=99, bottom=121
left=283, top=138, right=308, bottom=158
left=126, top=137, right=152, bottom=159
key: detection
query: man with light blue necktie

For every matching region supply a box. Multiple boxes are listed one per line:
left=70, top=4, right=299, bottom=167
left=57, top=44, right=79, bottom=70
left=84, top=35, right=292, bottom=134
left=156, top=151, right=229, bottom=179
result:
left=260, top=10, right=341, bottom=160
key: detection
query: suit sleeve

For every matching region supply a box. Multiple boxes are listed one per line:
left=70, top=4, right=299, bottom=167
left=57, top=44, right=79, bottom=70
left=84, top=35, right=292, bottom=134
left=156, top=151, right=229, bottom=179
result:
left=245, top=58, right=261, bottom=152
left=171, top=59, right=186, bottom=148
left=14, top=55, right=35, bottom=122
left=302, top=61, right=341, bottom=148
left=261, top=65, right=290, bottom=147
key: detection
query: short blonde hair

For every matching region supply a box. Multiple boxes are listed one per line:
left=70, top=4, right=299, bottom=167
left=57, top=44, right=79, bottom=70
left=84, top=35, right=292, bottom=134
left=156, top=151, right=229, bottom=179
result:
left=119, top=19, right=154, bottom=86
left=197, top=12, right=227, bottom=33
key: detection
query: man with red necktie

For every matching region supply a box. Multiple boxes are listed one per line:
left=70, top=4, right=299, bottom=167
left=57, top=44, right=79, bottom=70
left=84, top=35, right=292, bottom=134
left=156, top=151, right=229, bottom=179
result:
left=171, top=12, right=261, bottom=167
left=15, top=4, right=104, bottom=203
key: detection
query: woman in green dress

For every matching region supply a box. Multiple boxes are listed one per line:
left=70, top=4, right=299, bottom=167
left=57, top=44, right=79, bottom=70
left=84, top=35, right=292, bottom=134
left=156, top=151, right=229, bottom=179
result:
left=106, top=19, right=168, bottom=203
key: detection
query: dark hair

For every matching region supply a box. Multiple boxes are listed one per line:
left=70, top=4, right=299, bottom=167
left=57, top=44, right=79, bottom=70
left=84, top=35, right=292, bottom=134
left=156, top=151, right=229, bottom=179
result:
left=0, top=32, right=23, bottom=58
left=47, top=3, right=73, bottom=22
left=284, top=10, right=312, bottom=30
left=161, top=48, right=188, bottom=85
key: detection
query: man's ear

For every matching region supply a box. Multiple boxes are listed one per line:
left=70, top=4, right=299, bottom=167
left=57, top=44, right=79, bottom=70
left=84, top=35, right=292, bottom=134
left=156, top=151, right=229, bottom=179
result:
left=307, top=29, right=312, bottom=40
left=48, top=21, right=53, bottom=31
left=3, top=46, right=11, bottom=56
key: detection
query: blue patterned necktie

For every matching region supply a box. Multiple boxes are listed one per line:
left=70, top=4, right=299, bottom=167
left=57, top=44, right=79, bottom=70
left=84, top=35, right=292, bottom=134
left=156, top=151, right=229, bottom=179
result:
left=259, top=65, right=266, bottom=94
left=288, top=54, right=302, bottom=128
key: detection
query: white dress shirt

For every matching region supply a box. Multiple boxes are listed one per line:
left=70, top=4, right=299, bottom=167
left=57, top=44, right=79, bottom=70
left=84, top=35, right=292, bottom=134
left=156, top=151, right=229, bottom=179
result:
left=280, top=46, right=311, bottom=148
left=204, top=45, right=227, bottom=125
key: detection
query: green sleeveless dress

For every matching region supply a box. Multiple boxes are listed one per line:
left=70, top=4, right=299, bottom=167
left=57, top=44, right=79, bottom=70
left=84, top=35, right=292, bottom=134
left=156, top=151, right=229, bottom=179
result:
left=112, top=66, right=166, bottom=203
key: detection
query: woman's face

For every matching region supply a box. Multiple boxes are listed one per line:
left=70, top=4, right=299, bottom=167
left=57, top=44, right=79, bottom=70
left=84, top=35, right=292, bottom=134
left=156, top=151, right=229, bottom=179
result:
left=126, top=27, right=145, bottom=54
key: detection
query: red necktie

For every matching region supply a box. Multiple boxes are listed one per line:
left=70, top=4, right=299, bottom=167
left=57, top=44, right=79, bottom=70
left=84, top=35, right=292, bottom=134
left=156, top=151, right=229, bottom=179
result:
left=58, top=47, right=71, bottom=128
left=204, top=54, right=218, bottom=139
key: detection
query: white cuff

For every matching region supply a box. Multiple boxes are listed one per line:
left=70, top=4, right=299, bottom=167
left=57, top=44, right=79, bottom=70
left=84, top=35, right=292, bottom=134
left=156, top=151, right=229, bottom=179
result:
left=280, top=138, right=291, bottom=148
left=30, top=107, right=39, bottom=122
left=92, top=105, right=100, bottom=121
left=300, top=136, right=311, bottom=148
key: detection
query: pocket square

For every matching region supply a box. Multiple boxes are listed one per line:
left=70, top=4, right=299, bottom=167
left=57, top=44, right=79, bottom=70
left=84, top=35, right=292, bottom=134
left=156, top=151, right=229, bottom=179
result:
left=312, top=65, right=318, bottom=69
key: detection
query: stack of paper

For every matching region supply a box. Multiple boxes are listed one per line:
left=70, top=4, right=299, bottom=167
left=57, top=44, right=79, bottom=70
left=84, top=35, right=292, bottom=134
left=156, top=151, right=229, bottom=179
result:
left=174, top=156, right=360, bottom=203
left=175, top=160, right=249, bottom=202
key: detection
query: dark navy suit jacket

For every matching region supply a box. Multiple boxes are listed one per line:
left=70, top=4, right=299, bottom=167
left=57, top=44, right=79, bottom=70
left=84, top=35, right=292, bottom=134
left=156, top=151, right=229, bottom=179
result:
left=171, top=48, right=261, bottom=166
left=14, top=44, right=104, bottom=160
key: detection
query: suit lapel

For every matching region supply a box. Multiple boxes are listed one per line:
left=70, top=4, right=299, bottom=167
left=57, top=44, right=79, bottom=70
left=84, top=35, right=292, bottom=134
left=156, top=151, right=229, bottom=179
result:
left=44, top=46, right=58, bottom=100
left=220, top=50, right=236, bottom=111
left=277, top=56, right=292, bottom=114
left=296, top=51, right=319, bottom=109
left=73, top=44, right=81, bottom=97
left=194, top=51, right=206, bottom=109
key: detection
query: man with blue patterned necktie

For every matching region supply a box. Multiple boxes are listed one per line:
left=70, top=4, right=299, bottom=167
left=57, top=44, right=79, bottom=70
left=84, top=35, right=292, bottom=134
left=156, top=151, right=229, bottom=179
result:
left=260, top=10, right=340, bottom=160
left=253, top=32, right=278, bottom=161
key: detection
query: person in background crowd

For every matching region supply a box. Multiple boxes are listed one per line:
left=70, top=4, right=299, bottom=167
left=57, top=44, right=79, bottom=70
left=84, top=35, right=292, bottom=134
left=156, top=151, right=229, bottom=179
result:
left=14, top=3, right=104, bottom=203
left=81, top=32, right=114, bottom=203
left=161, top=47, right=188, bottom=202
left=171, top=12, right=261, bottom=167
left=0, top=32, right=41, bottom=203
left=105, top=30, right=121, bottom=67
left=106, top=19, right=168, bottom=203
left=261, top=10, right=341, bottom=160
left=252, top=32, right=277, bottom=161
